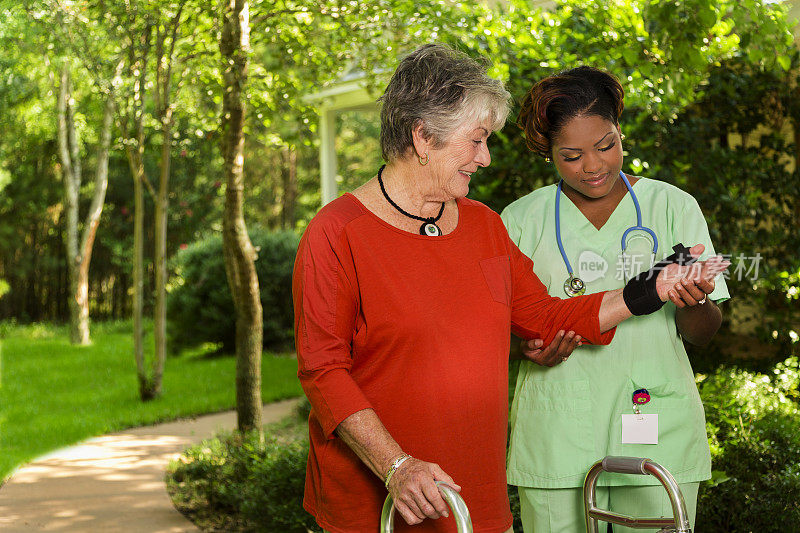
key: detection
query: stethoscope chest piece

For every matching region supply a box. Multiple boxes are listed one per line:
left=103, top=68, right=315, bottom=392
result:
left=563, top=275, right=586, bottom=297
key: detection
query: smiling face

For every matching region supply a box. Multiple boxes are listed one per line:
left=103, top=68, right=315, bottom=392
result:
left=425, top=119, right=492, bottom=200
left=551, top=114, right=624, bottom=200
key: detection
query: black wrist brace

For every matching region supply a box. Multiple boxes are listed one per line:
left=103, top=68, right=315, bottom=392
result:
left=622, top=243, right=697, bottom=316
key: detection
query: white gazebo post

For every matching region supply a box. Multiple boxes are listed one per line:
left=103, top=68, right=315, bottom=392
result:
left=318, top=109, right=338, bottom=206
left=304, top=71, right=381, bottom=206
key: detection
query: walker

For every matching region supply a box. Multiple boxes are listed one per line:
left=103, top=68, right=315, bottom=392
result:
left=380, top=481, right=473, bottom=532
left=583, top=456, right=691, bottom=533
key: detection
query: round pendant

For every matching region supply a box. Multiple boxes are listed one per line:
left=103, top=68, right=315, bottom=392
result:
left=563, top=276, right=586, bottom=297
left=420, top=222, right=442, bottom=237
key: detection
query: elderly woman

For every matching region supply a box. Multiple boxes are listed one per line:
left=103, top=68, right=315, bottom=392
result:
left=292, top=44, right=726, bottom=533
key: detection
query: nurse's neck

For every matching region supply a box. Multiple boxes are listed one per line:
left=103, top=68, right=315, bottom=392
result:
left=562, top=174, right=639, bottom=231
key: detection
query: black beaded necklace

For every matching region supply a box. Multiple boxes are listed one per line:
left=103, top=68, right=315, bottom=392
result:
left=377, top=165, right=445, bottom=236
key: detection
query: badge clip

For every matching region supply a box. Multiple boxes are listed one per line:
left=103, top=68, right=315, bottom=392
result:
left=632, top=388, right=651, bottom=418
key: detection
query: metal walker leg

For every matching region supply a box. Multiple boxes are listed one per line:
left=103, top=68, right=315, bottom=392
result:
left=380, top=481, right=473, bottom=533
left=583, top=456, right=691, bottom=533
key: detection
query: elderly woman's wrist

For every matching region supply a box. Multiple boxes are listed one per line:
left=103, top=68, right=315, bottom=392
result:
left=624, top=243, right=696, bottom=315
left=384, top=452, right=412, bottom=489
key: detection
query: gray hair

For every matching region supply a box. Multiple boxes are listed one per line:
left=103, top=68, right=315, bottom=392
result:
left=379, top=43, right=511, bottom=162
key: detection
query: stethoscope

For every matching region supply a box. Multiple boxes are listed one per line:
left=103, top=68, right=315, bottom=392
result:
left=556, top=171, right=658, bottom=297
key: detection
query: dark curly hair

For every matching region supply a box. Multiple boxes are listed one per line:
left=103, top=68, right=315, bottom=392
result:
left=517, top=66, right=624, bottom=158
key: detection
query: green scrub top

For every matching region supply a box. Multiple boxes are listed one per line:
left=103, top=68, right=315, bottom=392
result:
left=501, top=177, right=729, bottom=489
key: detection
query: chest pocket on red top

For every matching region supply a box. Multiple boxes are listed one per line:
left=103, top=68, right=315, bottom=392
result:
left=480, top=255, right=512, bottom=306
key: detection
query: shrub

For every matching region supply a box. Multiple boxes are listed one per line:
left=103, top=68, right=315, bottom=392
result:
left=168, top=427, right=320, bottom=532
left=238, top=438, right=312, bottom=531
left=696, top=357, right=800, bottom=531
left=169, top=360, right=800, bottom=532
left=508, top=485, right=523, bottom=533
left=168, top=228, right=299, bottom=352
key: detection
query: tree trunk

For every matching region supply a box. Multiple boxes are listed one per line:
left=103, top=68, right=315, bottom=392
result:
left=122, top=22, right=158, bottom=400
left=221, top=0, right=263, bottom=433
left=151, top=107, right=173, bottom=398
left=144, top=2, right=184, bottom=400
left=55, top=61, right=115, bottom=346
left=75, top=90, right=115, bottom=342
left=281, top=145, right=297, bottom=229
left=794, top=116, right=800, bottom=171
left=125, top=142, right=149, bottom=398
left=56, top=64, right=90, bottom=345
left=793, top=116, right=800, bottom=221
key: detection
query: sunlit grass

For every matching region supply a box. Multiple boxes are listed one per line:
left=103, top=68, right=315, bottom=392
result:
left=0, top=320, right=302, bottom=481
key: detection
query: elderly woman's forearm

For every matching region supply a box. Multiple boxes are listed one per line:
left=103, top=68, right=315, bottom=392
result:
left=598, top=289, right=633, bottom=332
left=336, top=408, right=405, bottom=480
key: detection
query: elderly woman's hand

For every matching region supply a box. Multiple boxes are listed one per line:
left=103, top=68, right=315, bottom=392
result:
left=387, top=457, right=461, bottom=525
left=521, top=330, right=582, bottom=367
left=655, top=244, right=729, bottom=303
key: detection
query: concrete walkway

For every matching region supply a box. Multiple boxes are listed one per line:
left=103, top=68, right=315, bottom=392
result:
left=0, top=398, right=301, bottom=532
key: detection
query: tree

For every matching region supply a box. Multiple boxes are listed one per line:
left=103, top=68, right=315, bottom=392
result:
left=55, top=62, right=117, bottom=345
left=220, top=0, right=263, bottom=432
left=114, top=0, right=209, bottom=399
left=16, top=1, right=126, bottom=343
left=210, top=0, right=476, bottom=424
left=37, top=0, right=196, bottom=396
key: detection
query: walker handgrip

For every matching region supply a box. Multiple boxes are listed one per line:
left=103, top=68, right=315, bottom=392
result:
left=584, top=457, right=692, bottom=532
left=380, top=481, right=473, bottom=533
left=601, top=456, right=648, bottom=475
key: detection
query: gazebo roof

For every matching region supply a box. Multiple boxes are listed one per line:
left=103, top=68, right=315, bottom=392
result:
left=303, top=66, right=382, bottom=113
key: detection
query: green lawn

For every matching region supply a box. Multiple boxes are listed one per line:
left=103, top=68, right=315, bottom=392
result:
left=0, top=320, right=302, bottom=481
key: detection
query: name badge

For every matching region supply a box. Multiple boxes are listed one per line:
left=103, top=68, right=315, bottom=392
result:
left=621, top=414, right=658, bottom=444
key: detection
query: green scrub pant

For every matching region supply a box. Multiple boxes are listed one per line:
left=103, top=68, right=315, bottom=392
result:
left=326, top=526, right=514, bottom=532
left=517, top=483, right=699, bottom=533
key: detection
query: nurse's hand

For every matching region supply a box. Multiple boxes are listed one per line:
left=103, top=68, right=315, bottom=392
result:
left=521, top=330, right=582, bottom=367
left=388, top=457, right=461, bottom=525
left=668, top=276, right=716, bottom=308
left=655, top=244, right=729, bottom=302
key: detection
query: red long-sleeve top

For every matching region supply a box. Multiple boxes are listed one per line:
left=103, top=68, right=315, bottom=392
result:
left=293, top=194, right=615, bottom=533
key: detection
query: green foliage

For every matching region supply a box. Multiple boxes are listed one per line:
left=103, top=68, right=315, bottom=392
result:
left=0, top=0, right=473, bottom=322
left=459, top=0, right=800, bottom=369
left=507, top=485, right=523, bottom=533
left=0, top=320, right=302, bottom=480
left=167, top=229, right=300, bottom=352
left=630, top=55, right=800, bottom=369
left=696, top=358, right=800, bottom=530
left=465, top=0, right=796, bottom=208
left=169, top=419, right=319, bottom=532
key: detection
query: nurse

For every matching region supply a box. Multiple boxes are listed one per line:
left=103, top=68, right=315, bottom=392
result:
left=501, top=66, right=729, bottom=532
